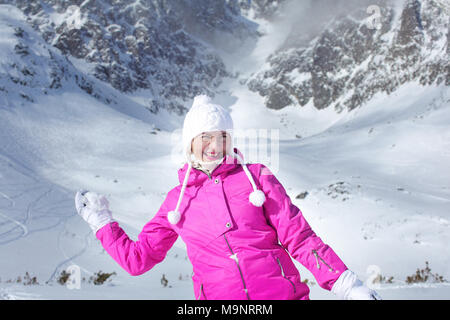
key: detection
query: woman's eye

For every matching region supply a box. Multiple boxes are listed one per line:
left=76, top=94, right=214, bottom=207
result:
left=201, top=134, right=226, bottom=142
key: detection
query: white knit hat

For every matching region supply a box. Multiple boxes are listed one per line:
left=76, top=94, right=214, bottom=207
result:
left=181, top=95, right=234, bottom=163
left=167, top=95, right=266, bottom=225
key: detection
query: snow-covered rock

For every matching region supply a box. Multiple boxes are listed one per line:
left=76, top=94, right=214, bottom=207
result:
left=1, top=0, right=260, bottom=114
left=247, top=0, right=449, bottom=112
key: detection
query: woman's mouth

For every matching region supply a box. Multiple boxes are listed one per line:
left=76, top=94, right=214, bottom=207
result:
left=204, top=152, right=220, bottom=160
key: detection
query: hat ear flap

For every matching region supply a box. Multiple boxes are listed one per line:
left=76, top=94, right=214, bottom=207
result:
left=185, top=139, right=195, bottom=163
left=225, top=130, right=234, bottom=158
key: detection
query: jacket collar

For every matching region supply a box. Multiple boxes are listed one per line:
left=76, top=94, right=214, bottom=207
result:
left=177, top=147, right=244, bottom=186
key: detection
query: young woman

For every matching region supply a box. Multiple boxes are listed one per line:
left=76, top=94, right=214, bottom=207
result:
left=75, top=95, right=381, bottom=300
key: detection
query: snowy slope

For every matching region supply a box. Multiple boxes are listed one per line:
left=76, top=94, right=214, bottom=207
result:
left=272, top=83, right=450, bottom=299
left=218, top=77, right=450, bottom=300
left=0, top=5, right=193, bottom=299
left=1, top=3, right=450, bottom=301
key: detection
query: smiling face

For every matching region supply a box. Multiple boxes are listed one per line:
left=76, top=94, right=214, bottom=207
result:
left=191, top=130, right=231, bottom=162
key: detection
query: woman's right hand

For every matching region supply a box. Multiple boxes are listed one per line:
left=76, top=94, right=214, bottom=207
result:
left=75, top=190, right=114, bottom=234
left=332, top=270, right=382, bottom=300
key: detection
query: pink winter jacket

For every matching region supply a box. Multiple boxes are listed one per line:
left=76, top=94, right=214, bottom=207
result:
left=96, top=147, right=348, bottom=300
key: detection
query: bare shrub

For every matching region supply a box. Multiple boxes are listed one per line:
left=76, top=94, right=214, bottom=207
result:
left=406, top=261, right=447, bottom=284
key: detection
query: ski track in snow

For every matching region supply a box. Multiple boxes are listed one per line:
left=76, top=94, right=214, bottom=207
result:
left=0, top=191, right=15, bottom=207
left=0, top=157, right=85, bottom=285
left=0, top=186, right=60, bottom=244
left=0, top=287, right=41, bottom=300
left=46, top=219, right=94, bottom=284
left=0, top=210, right=28, bottom=239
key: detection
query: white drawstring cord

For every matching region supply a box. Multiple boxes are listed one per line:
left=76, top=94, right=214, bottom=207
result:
left=168, top=151, right=266, bottom=225
left=233, top=151, right=266, bottom=207
left=167, top=161, right=192, bottom=224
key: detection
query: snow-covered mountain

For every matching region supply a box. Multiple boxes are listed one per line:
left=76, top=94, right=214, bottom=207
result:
left=0, top=0, right=449, bottom=300
left=0, top=0, right=261, bottom=114
left=246, top=0, right=449, bottom=111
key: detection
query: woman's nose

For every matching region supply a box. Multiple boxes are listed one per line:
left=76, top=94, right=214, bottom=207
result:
left=206, top=140, right=219, bottom=151
left=204, top=136, right=224, bottom=150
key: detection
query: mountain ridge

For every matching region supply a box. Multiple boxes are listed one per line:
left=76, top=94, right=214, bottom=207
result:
left=246, top=0, right=448, bottom=112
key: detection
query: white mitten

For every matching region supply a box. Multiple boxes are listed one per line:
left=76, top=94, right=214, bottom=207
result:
left=331, top=270, right=382, bottom=300
left=75, top=190, right=114, bottom=234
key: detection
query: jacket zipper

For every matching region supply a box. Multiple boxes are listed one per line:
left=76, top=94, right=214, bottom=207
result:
left=223, top=234, right=250, bottom=299
left=197, top=283, right=205, bottom=300
left=276, top=257, right=296, bottom=293
left=312, top=249, right=339, bottom=273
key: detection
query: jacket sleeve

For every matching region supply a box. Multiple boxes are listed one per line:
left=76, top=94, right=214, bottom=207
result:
left=95, top=193, right=178, bottom=276
left=257, top=164, right=348, bottom=290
